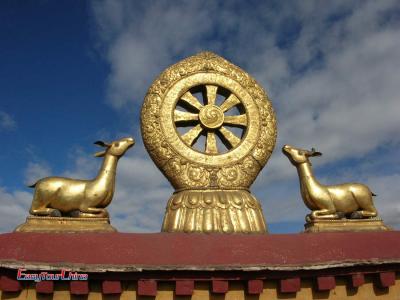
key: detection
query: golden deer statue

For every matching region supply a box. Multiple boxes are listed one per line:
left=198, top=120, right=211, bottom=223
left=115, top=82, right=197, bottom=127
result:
left=282, top=145, right=378, bottom=221
left=28, top=137, right=135, bottom=218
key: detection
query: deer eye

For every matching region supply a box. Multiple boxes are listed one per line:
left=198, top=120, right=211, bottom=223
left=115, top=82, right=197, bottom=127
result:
left=114, top=142, right=120, bottom=147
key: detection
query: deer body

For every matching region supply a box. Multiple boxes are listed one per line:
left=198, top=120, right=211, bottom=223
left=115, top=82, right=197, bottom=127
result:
left=283, top=145, right=377, bottom=220
left=29, top=137, right=134, bottom=218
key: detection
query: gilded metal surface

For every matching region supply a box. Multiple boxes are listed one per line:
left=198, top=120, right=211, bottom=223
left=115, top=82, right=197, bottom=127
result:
left=304, top=218, right=391, bottom=233
left=162, top=190, right=266, bottom=233
left=15, top=216, right=116, bottom=232
left=282, top=145, right=385, bottom=229
left=141, top=52, right=277, bottom=233
left=28, top=137, right=134, bottom=218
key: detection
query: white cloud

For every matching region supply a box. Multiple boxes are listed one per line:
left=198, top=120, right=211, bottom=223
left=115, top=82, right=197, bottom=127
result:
left=277, top=26, right=400, bottom=165
left=91, top=0, right=400, bottom=163
left=88, top=0, right=400, bottom=231
left=0, top=111, right=16, bottom=131
left=24, top=161, right=52, bottom=186
left=366, top=174, right=400, bottom=227
left=0, top=187, right=31, bottom=232
left=109, top=144, right=172, bottom=232
left=91, top=0, right=220, bottom=108
left=62, top=147, right=100, bottom=179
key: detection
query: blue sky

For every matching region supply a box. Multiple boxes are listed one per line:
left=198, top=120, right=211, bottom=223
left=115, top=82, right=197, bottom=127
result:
left=0, top=0, right=399, bottom=233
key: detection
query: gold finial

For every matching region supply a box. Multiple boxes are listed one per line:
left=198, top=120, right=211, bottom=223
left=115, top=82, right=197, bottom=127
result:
left=282, top=144, right=390, bottom=232
left=141, top=52, right=277, bottom=233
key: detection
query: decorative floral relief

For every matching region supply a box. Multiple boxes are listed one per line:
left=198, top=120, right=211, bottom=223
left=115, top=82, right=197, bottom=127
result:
left=141, top=52, right=276, bottom=190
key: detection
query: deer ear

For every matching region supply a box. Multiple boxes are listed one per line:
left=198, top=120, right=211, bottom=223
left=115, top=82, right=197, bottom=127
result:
left=94, top=150, right=106, bottom=157
left=94, top=141, right=109, bottom=147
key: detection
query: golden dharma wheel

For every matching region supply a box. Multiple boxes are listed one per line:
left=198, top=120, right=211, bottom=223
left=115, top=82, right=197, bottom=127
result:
left=141, top=52, right=277, bottom=233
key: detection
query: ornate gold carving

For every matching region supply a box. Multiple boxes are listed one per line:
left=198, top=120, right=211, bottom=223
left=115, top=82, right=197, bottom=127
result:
left=198, top=104, right=224, bottom=129
left=141, top=52, right=277, bottom=233
left=282, top=145, right=390, bottom=232
left=162, top=190, right=266, bottom=233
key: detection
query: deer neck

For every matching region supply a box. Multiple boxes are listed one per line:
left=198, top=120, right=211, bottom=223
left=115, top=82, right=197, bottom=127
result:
left=95, top=154, right=118, bottom=191
left=296, top=161, right=322, bottom=209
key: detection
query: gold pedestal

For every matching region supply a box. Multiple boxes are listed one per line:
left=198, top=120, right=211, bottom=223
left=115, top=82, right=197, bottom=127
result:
left=304, top=218, right=391, bottom=233
left=162, top=190, right=267, bottom=234
left=15, top=216, right=117, bottom=233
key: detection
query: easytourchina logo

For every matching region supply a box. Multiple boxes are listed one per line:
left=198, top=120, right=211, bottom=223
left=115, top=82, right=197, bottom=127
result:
left=17, top=269, right=88, bottom=282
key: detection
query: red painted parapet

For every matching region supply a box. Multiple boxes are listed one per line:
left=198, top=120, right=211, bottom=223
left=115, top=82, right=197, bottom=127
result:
left=0, top=231, right=400, bottom=298
left=35, top=281, right=54, bottom=294
left=102, top=280, right=122, bottom=294
left=0, top=273, right=399, bottom=297
left=175, top=280, right=194, bottom=296
left=280, top=278, right=301, bottom=293
left=212, top=280, right=229, bottom=293
left=317, top=276, right=336, bottom=291
left=1, top=232, right=400, bottom=271
left=0, top=275, right=21, bottom=292
left=351, top=273, right=365, bottom=288
left=247, top=279, right=263, bottom=294
left=138, top=280, right=157, bottom=296
left=70, top=281, right=89, bottom=295
left=379, top=271, right=396, bottom=287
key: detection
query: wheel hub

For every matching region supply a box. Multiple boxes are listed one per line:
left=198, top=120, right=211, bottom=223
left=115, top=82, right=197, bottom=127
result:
left=199, top=105, right=224, bottom=129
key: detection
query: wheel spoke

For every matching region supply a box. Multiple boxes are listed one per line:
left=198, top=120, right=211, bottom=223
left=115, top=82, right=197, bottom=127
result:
left=205, top=131, right=218, bottom=154
left=174, top=110, right=199, bottom=123
left=181, top=124, right=203, bottom=146
left=223, top=114, right=247, bottom=127
left=180, top=92, right=203, bottom=110
left=220, top=94, right=241, bottom=112
left=206, top=85, right=218, bottom=105
left=219, top=126, right=241, bottom=148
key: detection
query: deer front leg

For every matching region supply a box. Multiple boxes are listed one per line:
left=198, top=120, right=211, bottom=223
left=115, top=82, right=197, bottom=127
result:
left=350, top=209, right=378, bottom=219
left=30, top=204, right=62, bottom=217
left=311, top=209, right=339, bottom=220
left=309, top=195, right=340, bottom=220
left=30, top=192, right=62, bottom=217
left=75, top=207, right=109, bottom=218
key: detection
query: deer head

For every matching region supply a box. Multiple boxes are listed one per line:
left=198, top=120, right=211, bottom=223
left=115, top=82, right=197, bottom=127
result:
left=94, top=137, right=135, bottom=158
left=282, top=144, right=322, bottom=166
